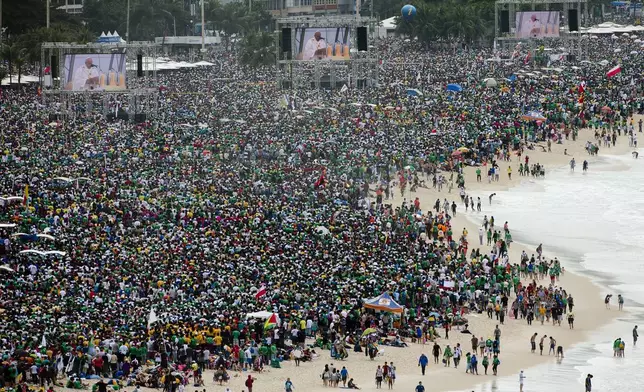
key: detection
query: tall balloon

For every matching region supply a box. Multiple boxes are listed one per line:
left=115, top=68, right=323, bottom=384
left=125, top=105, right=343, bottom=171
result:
left=401, top=5, right=417, bottom=21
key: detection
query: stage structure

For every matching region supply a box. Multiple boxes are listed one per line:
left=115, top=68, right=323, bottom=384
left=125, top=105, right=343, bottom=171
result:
left=495, top=0, right=589, bottom=62
left=275, top=15, right=379, bottom=90
left=40, top=41, right=160, bottom=121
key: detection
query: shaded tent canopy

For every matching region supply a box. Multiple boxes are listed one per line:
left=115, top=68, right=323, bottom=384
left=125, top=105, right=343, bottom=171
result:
left=363, top=292, right=404, bottom=313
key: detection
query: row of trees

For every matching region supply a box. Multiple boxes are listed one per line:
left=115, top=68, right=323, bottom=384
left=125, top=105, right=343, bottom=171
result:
left=395, top=0, right=494, bottom=46
left=388, top=0, right=612, bottom=46
left=0, top=0, right=275, bottom=78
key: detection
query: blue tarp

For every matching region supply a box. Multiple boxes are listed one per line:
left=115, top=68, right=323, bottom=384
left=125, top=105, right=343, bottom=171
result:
left=446, top=83, right=463, bottom=92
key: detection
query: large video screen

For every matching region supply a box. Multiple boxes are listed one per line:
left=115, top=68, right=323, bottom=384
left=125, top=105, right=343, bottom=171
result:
left=62, top=54, right=127, bottom=91
left=515, top=11, right=560, bottom=38
left=294, top=27, right=351, bottom=61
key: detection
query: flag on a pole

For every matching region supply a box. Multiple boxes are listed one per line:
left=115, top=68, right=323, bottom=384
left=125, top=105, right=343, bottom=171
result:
left=255, top=285, right=267, bottom=299
left=148, top=307, right=159, bottom=329
left=39, top=335, right=46, bottom=348
left=264, top=313, right=278, bottom=330
left=23, top=185, right=29, bottom=208
left=340, top=84, right=349, bottom=93
left=607, top=65, right=621, bottom=78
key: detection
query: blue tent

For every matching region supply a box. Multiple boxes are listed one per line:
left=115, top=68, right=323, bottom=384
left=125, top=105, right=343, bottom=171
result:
left=406, top=88, right=423, bottom=97
left=446, top=83, right=463, bottom=92
left=363, top=292, right=404, bottom=313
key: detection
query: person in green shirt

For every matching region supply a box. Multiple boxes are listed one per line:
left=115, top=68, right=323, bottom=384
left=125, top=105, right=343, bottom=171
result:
left=482, top=355, right=489, bottom=375
left=232, top=329, right=240, bottom=346
left=443, top=345, right=453, bottom=367
left=492, top=355, right=500, bottom=375
left=259, top=344, right=269, bottom=363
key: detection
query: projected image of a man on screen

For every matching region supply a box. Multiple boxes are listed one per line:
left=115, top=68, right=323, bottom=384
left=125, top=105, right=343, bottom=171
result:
left=303, top=31, right=328, bottom=60
left=528, top=14, right=543, bottom=37
left=72, top=58, right=101, bottom=91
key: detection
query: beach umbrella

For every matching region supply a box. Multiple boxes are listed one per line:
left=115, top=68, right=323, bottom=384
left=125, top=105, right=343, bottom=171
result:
left=406, top=88, right=423, bottom=97
left=635, top=39, right=642, bottom=43
left=484, top=78, right=498, bottom=87
left=451, top=150, right=462, bottom=157
left=601, top=106, right=612, bottom=113
left=457, top=147, right=470, bottom=152
left=0, top=265, right=14, bottom=273
left=361, top=328, right=378, bottom=337
left=446, top=83, right=463, bottom=92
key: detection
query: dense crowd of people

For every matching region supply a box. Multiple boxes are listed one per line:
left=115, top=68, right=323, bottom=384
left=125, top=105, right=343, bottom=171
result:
left=0, top=30, right=641, bottom=390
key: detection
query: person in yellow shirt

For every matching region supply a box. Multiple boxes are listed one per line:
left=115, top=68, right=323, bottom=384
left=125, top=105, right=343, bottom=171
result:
left=507, top=166, right=512, bottom=180
left=214, top=335, right=223, bottom=351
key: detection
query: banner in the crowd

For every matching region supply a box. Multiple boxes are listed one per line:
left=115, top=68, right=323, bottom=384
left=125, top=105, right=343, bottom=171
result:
left=62, top=54, right=126, bottom=91
left=515, top=11, right=560, bottom=38
left=294, top=27, right=351, bottom=61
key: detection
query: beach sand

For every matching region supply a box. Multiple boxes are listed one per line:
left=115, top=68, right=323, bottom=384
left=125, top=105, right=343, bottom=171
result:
left=73, top=123, right=642, bottom=392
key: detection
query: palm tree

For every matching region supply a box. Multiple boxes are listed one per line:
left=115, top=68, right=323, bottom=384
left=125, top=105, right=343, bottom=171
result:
left=14, top=49, right=27, bottom=85
left=0, top=44, right=16, bottom=84
left=240, top=32, right=276, bottom=68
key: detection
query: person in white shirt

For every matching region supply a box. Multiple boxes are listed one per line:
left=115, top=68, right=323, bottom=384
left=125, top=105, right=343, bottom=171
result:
left=303, top=31, right=327, bottom=60
left=71, top=58, right=101, bottom=90
left=527, top=15, right=543, bottom=37
left=519, top=370, right=526, bottom=392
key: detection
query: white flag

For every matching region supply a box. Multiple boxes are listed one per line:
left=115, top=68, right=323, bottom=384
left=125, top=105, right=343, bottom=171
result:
left=148, top=307, right=159, bottom=329
left=39, top=335, right=47, bottom=348
left=340, top=84, right=348, bottom=93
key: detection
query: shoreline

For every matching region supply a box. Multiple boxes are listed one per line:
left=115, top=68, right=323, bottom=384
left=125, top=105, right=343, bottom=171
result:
left=381, top=124, right=641, bottom=392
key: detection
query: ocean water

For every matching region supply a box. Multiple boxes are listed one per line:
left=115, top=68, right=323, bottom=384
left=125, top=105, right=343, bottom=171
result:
left=453, top=151, right=644, bottom=392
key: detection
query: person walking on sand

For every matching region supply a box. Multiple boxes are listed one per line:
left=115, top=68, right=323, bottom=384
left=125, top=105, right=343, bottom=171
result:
left=375, top=365, right=383, bottom=389
left=530, top=333, right=537, bottom=353
left=443, top=345, right=453, bottom=367
left=492, top=355, right=500, bottom=376
left=341, top=366, right=349, bottom=387
left=549, top=337, right=556, bottom=355
left=585, top=374, right=593, bottom=392
left=633, top=326, right=638, bottom=347
left=519, top=370, right=526, bottom=392
left=605, top=294, right=612, bottom=309
left=570, top=158, right=576, bottom=172
left=285, top=377, right=294, bottom=392
left=432, top=342, right=441, bottom=364
left=618, top=294, right=624, bottom=310
left=415, top=381, right=425, bottom=392
left=245, top=375, right=255, bottom=392
left=539, top=335, right=546, bottom=355
left=418, top=353, right=428, bottom=375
